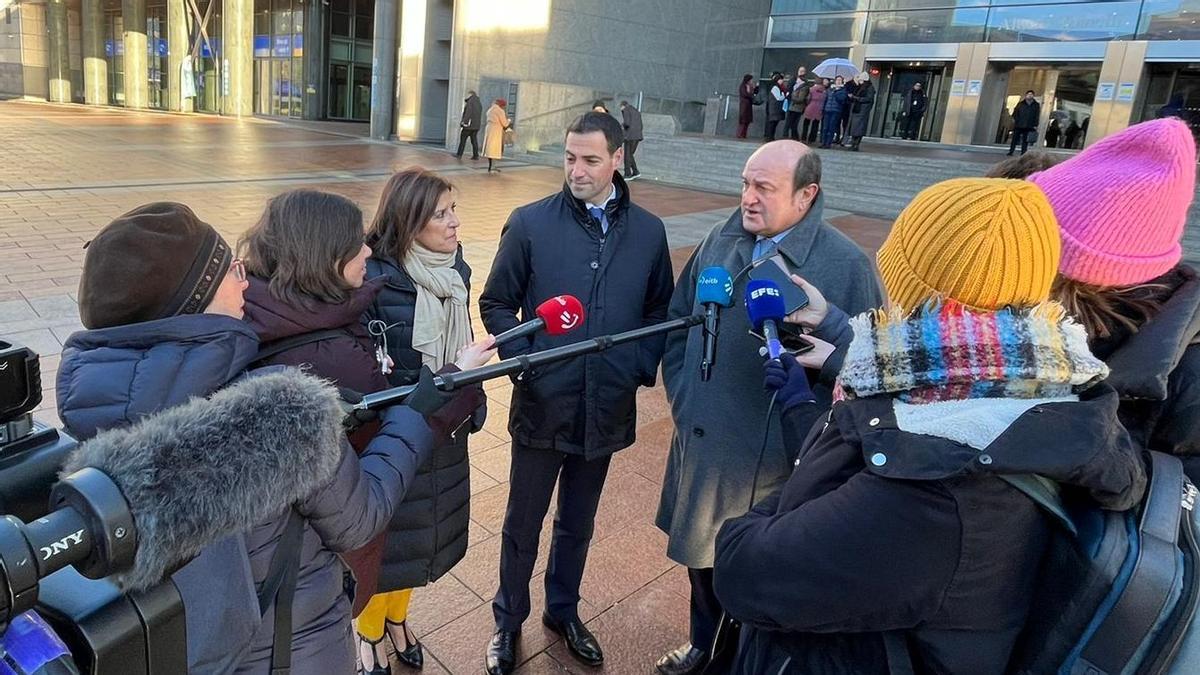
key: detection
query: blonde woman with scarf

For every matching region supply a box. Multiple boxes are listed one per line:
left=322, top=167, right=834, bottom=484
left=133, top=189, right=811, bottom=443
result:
left=357, top=167, right=492, bottom=674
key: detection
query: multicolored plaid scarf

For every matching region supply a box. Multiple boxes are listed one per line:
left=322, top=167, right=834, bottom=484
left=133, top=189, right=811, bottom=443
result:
left=837, top=301, right=1109, bottom=404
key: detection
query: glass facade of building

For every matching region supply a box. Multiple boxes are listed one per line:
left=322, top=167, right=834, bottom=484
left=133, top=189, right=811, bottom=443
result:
left=768, top=0, right=1200, bottom=147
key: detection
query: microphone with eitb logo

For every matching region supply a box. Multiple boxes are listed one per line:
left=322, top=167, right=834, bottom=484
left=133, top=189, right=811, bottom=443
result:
left=696, top=267, right=733, bottom=381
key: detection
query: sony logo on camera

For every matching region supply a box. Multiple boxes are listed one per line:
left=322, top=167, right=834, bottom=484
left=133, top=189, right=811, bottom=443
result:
left=40, top=529, right=86, bottom=561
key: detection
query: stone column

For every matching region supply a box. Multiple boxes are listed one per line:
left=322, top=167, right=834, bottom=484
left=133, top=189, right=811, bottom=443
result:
left=302, top=0, right=325, bottom=120
left=167, top=0, right=190, bottom=111
left=122, top=0, right=148, bottom=108
left=81, top=0, right=107, bottom=104
left=368, top=0, right=397, bottom=138
left=394, top=0, right=426, bottom=140
left=46, top=0, right=71, bottom=102
left=221, top=0, right=252, bottom=116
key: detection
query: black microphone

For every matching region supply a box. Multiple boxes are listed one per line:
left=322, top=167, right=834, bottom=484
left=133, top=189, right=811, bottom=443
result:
left=695, top=267, right=734, bottom=381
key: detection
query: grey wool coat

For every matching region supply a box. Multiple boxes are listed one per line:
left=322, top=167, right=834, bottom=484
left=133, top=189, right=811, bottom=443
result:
left=655, top=192, right=883, bottom=568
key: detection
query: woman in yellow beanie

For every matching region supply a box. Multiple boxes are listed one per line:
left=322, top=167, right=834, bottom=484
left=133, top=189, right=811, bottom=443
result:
left=711, top=178, right=1146, bottom=674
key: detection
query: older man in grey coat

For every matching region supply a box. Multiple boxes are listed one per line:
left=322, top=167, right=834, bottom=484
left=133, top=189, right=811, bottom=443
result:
left=654, top=140, right=882, bottom=675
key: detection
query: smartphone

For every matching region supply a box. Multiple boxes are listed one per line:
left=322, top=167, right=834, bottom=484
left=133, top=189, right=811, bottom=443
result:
left=748, top=254, right=809, bottom=314
left=748, top=325, right=816, bottom=355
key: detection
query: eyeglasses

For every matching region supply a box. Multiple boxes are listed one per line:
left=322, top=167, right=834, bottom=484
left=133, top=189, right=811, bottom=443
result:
left=229, top=258, right=246, bottom=282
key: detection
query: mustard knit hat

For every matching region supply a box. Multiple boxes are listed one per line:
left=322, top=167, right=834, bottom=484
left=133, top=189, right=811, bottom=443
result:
left=877, top=178, right=1062, bottom=312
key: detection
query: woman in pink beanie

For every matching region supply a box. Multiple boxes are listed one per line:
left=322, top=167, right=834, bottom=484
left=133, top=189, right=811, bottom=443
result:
left=1031, top=118, right=1200, bottom=480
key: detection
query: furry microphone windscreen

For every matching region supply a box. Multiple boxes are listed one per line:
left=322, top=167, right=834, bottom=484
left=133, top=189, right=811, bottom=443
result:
left=61, top=369, right=347, bottom=591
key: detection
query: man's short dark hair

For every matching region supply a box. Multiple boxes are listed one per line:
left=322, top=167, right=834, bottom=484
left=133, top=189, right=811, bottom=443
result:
left=1026, top=90, right=1036, bottom=96
left=793, top=150, right=822, bottom=193
left=566, top=112, right=625, bottom=154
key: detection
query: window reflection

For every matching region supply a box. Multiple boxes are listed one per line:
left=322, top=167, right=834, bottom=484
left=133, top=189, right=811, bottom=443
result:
left=867, top=7, right=988, bottom=42
left=986, top=1, right=1140, bottom=41
left=1138, top=0, right=1200, bottom=39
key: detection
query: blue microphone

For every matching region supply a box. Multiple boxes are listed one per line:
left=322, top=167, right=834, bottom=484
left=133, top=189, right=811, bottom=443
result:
left=697, top=267, right=733, bottom=381
left=745, top=279, right=786, bottom=360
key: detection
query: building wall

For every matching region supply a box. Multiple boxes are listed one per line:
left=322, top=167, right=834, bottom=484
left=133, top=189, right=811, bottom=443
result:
left=1, top=1, right=51, bottom=98
left=446, top=0, right=772, bottom=150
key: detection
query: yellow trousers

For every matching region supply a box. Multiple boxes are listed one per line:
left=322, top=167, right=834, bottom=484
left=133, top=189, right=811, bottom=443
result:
left=356, top=589, right=413, bottom=641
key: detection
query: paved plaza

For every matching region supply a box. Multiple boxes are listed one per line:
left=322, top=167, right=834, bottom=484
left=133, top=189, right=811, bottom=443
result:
left=0, top=100, right=892, bottom=674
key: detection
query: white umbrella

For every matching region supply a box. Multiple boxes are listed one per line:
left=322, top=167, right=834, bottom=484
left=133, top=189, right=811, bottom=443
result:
left=812, top=58, right=860, bottom=80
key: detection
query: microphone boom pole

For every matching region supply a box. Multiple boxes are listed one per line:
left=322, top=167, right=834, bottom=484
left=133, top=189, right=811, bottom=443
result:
left=355, top=314, right=703, bottom=412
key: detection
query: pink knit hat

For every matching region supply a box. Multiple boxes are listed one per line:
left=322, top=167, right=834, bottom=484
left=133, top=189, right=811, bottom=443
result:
left=1030, top=118, right=1197, bottom=287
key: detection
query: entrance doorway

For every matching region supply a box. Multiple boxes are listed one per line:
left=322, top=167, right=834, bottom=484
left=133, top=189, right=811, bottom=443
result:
left=1137, top=64, right=1200, bottom=150
left=868, top=63, right=947, bottom=142
left=325, top=0, right=372, bottom=121
left=984, top=64, right=1099, bottom=151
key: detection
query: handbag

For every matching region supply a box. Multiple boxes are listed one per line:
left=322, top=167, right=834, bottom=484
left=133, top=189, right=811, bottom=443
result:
left=503, top=127, right=516, bottom=147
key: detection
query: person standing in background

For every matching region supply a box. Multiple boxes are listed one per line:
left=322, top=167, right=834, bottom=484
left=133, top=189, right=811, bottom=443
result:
left=1008, top=90, right=1041, bottom=156
left=846, top=72, right=876, bottom=152
left=802, top=79, right=826, bottom=144
left=737, top=74, right=757, bottom=139
left=784, top=66, right=810, bottom=141
left=898, top=81, right=926, bottom=141
left=455, top=90, right=482, bottom=160
left=765, top=74, right=787, bottom=142
left=484, top=99, right=512, bottom=173
left=621, top=100, right=644, bottom=181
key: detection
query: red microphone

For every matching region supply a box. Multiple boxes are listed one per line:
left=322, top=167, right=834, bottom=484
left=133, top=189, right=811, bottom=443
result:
left=493, top=295, right=585, bottom=347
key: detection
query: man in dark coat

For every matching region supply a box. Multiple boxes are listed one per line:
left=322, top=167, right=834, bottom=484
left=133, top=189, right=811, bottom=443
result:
left=456, top=90, right=483, bottom=159
left=784, top=65, right=810, bottom=141
left=899, top=81, right=927, bottom=140
left=1008, top=90, right=1041, bottom=156
left=847, top=73, right=876, bottom=151
left=654, top=141, right=882, bottom=675
left=620, top=100, right=644, bottom=180
left=479, top=111, right=675, bottom=675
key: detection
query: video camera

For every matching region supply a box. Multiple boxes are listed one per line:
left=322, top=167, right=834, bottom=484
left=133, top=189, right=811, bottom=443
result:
left=0, top=340, right=185, bottom=674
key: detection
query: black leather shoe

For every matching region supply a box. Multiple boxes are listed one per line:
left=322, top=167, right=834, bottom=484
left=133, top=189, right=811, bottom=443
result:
left=542, top=612, right=603, bottom=666
left=386, top=620, right=424, bottom=669
left=655, top=643, right=709, bottom=675
left=485, top=630, right=519, bottom=675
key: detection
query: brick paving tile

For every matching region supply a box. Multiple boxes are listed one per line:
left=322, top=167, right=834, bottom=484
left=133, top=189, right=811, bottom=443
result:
left=0, top=101, right=896, bottom=674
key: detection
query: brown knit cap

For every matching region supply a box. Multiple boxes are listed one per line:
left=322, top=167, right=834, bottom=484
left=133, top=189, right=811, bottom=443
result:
left=78, top=202, right=232, bottom=329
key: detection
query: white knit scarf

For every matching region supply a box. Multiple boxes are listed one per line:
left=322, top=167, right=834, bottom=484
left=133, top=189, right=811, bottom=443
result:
left=405, top=244, right=471, bottom=369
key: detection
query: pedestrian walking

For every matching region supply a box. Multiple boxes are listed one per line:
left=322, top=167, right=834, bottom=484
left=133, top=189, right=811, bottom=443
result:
left=1064, top=119, right=1082, bottom=149
left=620, top=100, right=643, bottom=180
left=483, top=98, right=512, bottom=173
left=712, top=177, right=1144, bottom=675
left=765, top=74, right=787, bottom=142
left=479, top=111, right=675, bottom=675
left=737, top=74, right=757, bottom=139
left=898, top=81, right=926, bottom=140
left=455, top=90, right=482, bottom=160
left=654, top=140, right=881, bottom=675
left=1008, top=90, right=1041, bottom=156
left=846, top=72, right=876, bottom=151
left=802, top=79, right=826, bottom=143
left=820, top=76, right=846, bottom=148
left=1033, top=118, right=1200, bottom=481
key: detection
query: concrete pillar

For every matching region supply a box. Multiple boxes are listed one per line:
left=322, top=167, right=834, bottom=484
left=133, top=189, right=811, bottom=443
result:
left=221, top=0, right=253, bottom=116
left=81, top=0, right=107, bottom=104
left=394, top=0, right=426, bottom=140
left=369, top=0, right=398, bottom=139
left=46, top=0, right=71, bottom=102
left=167, top=0, right=190, bottom=111
left=940, top=42, right=991, bottom=145
left=1088, top=41, right=1149, bottom=147
left=302, top=0, right=326, bottom=120
left=123, top=0, right=147, bottom=108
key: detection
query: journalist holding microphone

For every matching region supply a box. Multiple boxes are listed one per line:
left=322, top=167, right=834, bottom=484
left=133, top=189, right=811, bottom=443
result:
left=352, top=167, right=491, bottom=673
left=55, top=202, right=486, bottom=675
left=478, top=111, right=674, bottom=675
left=655, top=140, right=881, bottom=675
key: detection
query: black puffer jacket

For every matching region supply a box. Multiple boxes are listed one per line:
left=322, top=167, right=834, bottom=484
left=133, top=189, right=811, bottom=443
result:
left=479, top=173, right=675, bottom=458
left=714, top=385, right=1145, bottom=675
left=1100, top=265, right=1200, bottom=482
left=364, top=252, right=475, bottom=590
